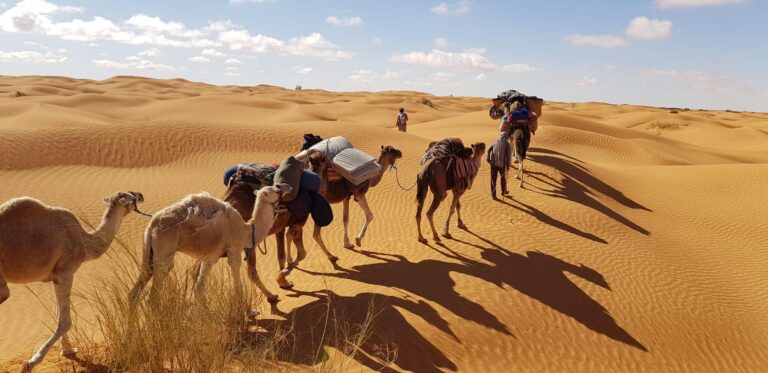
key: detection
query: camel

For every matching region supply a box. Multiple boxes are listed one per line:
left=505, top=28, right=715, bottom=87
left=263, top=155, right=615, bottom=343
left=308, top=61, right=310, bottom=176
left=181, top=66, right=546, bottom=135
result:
left=224, top=169, right=337, bottom=290
left=415, top=141, right=486, bottom=243
left=0, top=191, right=144, bottom=372
left=128, top=184, right=290, bottom=305
left=307, top=145, right=403, bottom=249
left=511, top=126, right=532, bottom=188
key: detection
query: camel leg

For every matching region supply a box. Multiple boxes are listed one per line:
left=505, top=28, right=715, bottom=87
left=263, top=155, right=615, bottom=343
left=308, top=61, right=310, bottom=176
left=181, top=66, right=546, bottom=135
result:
left=226, top=250, right=245, bottom=300
left=312, top=223, right=339, bottom=263
left=0, top=263, right=9, bottom=304
left=456, top=196, right=467, bottom=229
left=416, top=196, right=427, bottom=243
left=148, top=255, right=175, bottom=304
left=285, top=226, right=307, bottom=271
left=276, top=229, right=286, bottom=270
left=442, top=191, right=460, bottom=239
left=24, top=274, right=74, bottom=371
left=518, top=160, right=525, bottom=188
left=245, top=254, right=278, bottom=303
left=342, top=197, right=354, bottom=249
left=354, top=193, right=374, bottom=247
left=194, top=259, right=217, bottom=302
left=426, top=193, right=444, bottom=242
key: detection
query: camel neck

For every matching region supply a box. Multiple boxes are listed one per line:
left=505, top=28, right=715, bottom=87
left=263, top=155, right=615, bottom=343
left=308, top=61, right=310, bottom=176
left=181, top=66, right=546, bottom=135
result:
left=246, top=197, right=276, bottom=247
left=368, top=153, right=390, bottom=187
left=85, top=205, right=125, bottom=261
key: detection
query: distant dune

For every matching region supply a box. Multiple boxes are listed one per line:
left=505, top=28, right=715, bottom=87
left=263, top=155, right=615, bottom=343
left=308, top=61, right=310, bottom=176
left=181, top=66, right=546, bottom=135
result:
left=1, top=75, right=767, bottom=372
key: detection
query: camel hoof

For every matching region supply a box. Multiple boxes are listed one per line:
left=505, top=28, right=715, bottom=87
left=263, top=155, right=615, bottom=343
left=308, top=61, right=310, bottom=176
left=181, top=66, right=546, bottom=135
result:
left=519, top=184, right=524, bottom=188
left=418, top=237, right=428, bottom=244
left=355, top=238, right=362, bottom=247
left=61, top=348, right=80, bottom=358
left=329, top=256, right=339, bottom=263
left=343, top=243, right=355, bottom=250
left=279, top=282, right=294, bottom=290
left=248, top=309, right=261, bottom=319
left=441, top=233, right=452, bottom=239
left=267, top=296, right=280, bottom=304
left=21, top=362, right=33, bottom=373
left=458, top=223, right=467, bottom=230
left=280, top=268, right=291, bottom=276
left=433, top=236, right=442, bottom=243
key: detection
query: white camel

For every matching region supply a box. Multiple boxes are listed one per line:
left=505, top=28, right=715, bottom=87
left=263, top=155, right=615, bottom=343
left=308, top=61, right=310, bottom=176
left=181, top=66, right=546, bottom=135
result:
left=0, top=191, right=144, bottom=372
left=128, top=184, right=290, bottom=304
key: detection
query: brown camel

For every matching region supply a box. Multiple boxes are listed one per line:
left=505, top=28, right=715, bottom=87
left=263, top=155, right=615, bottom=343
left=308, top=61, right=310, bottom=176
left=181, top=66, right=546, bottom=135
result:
left=0, top=191, right=144, bottom=372
left=415, top=141, right=486, bottom=243
left=128, top=184, right=289, bottom=304
left=307, top=145, right=402, bottom=249
left=223, top=170, right=337, bottom=290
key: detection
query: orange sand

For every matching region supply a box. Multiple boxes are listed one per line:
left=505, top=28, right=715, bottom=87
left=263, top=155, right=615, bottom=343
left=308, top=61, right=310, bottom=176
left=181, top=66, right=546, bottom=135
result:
left=1, top=75, right=767, bottom=372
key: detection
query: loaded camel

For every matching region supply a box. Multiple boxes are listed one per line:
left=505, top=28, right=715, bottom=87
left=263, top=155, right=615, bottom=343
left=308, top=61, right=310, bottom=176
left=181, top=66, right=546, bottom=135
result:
left=128, top=184, right=290, bottom=304
left=416, top=140, right=485, bottom=243
left=223, top=167, right=336, bottom=290
left=0, top=191, right=144, bottom=372
left=307, top=145, right=403, bottom=249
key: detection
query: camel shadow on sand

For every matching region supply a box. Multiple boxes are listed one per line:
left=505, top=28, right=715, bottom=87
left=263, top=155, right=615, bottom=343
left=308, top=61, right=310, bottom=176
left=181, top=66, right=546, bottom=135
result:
left=517, top=148, right=651, bottom=238
left=246, top=289, right=457, bottom=373
left=301, top=235, right=647, bottom=362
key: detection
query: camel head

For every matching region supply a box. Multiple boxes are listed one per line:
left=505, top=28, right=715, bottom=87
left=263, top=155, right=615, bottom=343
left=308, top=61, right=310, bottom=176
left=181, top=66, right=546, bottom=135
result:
left=306, top=150, right=326, bottom=174
left=470, top=142, right=486, bottom=158
left=380, top=145, right=403, bottom=168
left=102, top=191, right=145, bottom=216
left=255, top=183, right=292, bottom=205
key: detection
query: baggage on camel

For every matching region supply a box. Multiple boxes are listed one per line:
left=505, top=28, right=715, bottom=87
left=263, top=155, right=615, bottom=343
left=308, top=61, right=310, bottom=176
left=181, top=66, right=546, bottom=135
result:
left=298, top=135, right=383, bottom=186
left=489, top=89, right=544, bottom=120
left=421, top=138, right=478, bottom=189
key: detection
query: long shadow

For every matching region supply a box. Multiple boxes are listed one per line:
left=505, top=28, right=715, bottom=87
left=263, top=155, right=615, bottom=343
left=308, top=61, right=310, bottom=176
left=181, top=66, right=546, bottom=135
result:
left=523, top=148, right=651, bottom=236
left=247, top=290, right=457, bottom=373
left=306, top=240, right=647, bottom=352
left=302, top=250, right=514, bottom=338
left=496, top=197, right=608, bottom=244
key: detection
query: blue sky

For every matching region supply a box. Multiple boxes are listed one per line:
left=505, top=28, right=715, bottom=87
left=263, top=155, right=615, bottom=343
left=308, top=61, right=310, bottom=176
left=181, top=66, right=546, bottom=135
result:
left=1, top=0, right=766, bottom=111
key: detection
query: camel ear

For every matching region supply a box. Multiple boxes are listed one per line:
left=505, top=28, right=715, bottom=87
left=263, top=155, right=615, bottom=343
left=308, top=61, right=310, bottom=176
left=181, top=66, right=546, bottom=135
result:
left=103, top=196, right=111, bottom=203
left=117, top=197, right=131, bottom=206
left=381, top=145, right=384, bottom=150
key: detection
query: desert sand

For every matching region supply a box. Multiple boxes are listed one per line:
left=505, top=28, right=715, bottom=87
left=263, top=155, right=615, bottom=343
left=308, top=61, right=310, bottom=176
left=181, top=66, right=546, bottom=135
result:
left=1, top=75, right=767, bottom=372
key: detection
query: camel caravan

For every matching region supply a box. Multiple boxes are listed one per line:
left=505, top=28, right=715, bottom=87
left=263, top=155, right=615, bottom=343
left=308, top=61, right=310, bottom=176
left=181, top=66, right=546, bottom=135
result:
left=0, top=90, right=542, bottom=371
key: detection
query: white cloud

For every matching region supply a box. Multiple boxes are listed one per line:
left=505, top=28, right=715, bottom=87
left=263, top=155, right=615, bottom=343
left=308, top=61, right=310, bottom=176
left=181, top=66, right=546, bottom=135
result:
left=434, top=37, right=448, bottom=48
left=431, top=72, right=453, bottom=82
left=219, top=30, right=354, bottom=60
left=0, top=49, right=67, bottom=63
left=201, top=48, right=225, bottom=57
left=391, top=48, right=538, bottom=73
left=372, top=37, right=382, bottom=44
left=189, top=56, right=210, bottom=63
left=431, top=0, right=469, bottom=15
left=226, top=66, right=238, bottom=71
left=325, top=16, right=363, bottom=27
left=348, top=69, right=401, bottom=83
left=577, top=76, right=598, bottom=86
left=472, top=73, right=486, bottom=81
left=655, top=0, right=742, bottom=8
left=603, top=64, right=616, bottom=71
left=565, top=34, right=627, bottom=49
left=124, top=13, right=201, bottom=38
left=93, top=58, right=175, bottom=71
left=295, top=66, right=313, bottom=74
left=0, top=3, right=7, bottom=8
left=225, top=57, right=242, bottom=64
left=224, top=72, right=240, bottom=76
left=138, top=47, right=160, bottom=56
left=626, top=17, right=672, bottom=40
left=640, top=69, right=761, bottom=94
left=126, top=55, right=140, bottom=61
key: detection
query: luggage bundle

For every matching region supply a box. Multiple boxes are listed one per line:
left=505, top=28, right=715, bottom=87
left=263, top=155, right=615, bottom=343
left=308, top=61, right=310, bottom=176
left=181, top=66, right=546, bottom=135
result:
left=299, top=135, right=382, bottom=186
left=489, top=89, right=544, bottom=119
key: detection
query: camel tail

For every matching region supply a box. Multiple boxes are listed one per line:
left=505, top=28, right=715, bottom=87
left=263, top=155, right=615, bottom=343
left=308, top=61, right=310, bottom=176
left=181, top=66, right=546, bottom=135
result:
left=415, top=165, right=430, bottom=205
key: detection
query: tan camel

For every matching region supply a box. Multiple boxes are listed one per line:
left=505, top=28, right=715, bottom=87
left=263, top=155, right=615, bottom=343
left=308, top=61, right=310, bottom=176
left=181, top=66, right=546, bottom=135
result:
left=415, top=141, right=486, bottom=243
left=0, top=191, right=144, bottom=372
left=224, top=177, right=336, bottom=290
left=128, top=184, right=289, bottom=304
left=307, top=145, right=402, bottom=249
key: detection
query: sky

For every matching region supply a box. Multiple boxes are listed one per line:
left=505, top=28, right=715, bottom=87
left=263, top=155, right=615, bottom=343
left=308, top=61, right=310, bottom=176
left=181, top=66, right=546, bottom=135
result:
left=1, top=0, right=766, bottom=111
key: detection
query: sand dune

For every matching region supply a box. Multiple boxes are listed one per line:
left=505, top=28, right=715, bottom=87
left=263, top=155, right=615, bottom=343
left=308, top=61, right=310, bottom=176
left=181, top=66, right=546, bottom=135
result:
left=1, top=75, right=767, bottom=372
